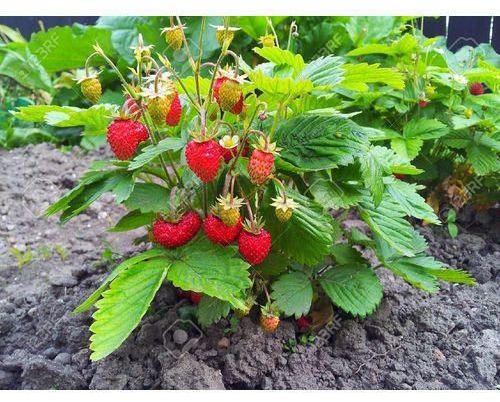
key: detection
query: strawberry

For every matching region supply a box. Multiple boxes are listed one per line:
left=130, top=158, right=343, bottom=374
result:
left=219, top=134, right=240, bottom=163
left=165, top=93, right=182, bottom=126
left=185, top=139, right=223, bottom=183
left=217, top=194, right=244, bottom=227
left=152, top=211, right=201, bottom=249
left=80, top=77, right=102, bottom=104
left=393, top=173, right=406, bottom=180
left=418, top=100, right=429, bottom=108
left=203, top=214, right=242, bottom=245
left=469, top=82, right=484, bottom=96
left=106, top=118, right=149, bottom=160
left=189, top=292, right=203, bottom=305
left=213, top=70, right=244, bottom=114
left=260, top=306, right=280, bottom=332
left=296, top=315, right=312, bottom=331
left=238, top=225, right=271, bottom=265
left=271, top=193, right=298, bottom=223
left=248, top=150, right=274, bottom=185
left=177, top=288, right=191, bottom=300
left=148, top=96, right=171, bottom=125
left=213, top=25, right=240, bottom=47
left=162, top=25, right=184, bottom=51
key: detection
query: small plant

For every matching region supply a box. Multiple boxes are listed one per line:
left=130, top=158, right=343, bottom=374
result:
left=25, top=17, right=477, bottom=361
left=9, top=246, right=33, bottom=268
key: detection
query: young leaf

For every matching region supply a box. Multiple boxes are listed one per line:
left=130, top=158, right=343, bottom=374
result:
left=341, top=63, right=405, bottom=91
left=253, top=47, right=305, bottom=75
left=271, top=271, right=313, bottom=318
left=166, top=237, right=251, bottom=310
left=196, top=296, right=231, bottom=327
left=298, top=55, right=344, bottom=88
left=89, top=257, right=170, bottom=360
left=247, top=69, right=313, bottom=97
left=319, top=263, right=383, bottom=317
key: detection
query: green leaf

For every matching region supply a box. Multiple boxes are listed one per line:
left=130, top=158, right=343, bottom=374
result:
left=263, top=187, right=338, bottom=266
left=27, top=25, right=115, bottom=73
left=348, top=44, right=394, bottom=56
left=253, top=47, right=305, bottom=74
left=124, top=183, right=170, bottom=213
left=13, top=104, right=116, bottom=136
left=403, top=118, right=449, bottom=140
left=330, top=244, right=366, bottom=265
left=385, top=177, right=440, bottom=224
left=319, top=263, right=383, bottom=317
left=0, top=43, right=52, bottom=91
left=166, top=237, right=251, bottom=309
left=271, top=271, right=313, bottom=318
left=128, top=137, right=186, bottom=170
left=74, top=248, right=168, bottom=313
left=275, top=114, right=369, bottom=171
left=255, top=252, right=290, bottom=278
left=248, top=68, right=313, bottom=97
left=341, top=63, right=405, bottom=91
left=89, top=256, right=169, bottom=360
left=299, top=55, right=344, bottom=89
left=196, top=296, right=231, bottom=327
left=359, top=146, right=393, bottom=206
left=358, top=192, right=427, bottom=257
left=383, top=255, right=475, bottom=293
left=108, top=210, right=155, bottom=232
left=390, top=137, right=423, bottom=161
left=234, top=16, right=287, bottom=40
left=308, top=171, right=363, bottom=209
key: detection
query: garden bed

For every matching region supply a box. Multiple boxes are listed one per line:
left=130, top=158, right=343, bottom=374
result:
left=0, top=144, right=498, bottom=390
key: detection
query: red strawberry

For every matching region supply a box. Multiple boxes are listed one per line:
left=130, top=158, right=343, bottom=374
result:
left=238, top=228, right=271, bottom=265
left=418, top=100, right=429, bottom=108
left=394, top=173, right=406, bottom=180
left=177, top=288, right=191, bottom=300
left=189, top=292, right=202, bottom=305
left=469, top=82, right=484, bottom=96
left=185, top=139, right=223, bottom=183
left=248, top=149, right=274, bottom=185
left=203, top=214, right=242, bottom=246
left=222, top=146, right=238, bottom=163
left=213, top=76, right=244, bottom=115
left=296, top=315, right=312, bottom=331
left=106, top=118, right=149, bottom=160
left=152, top=211, right=201, bottom=249
left=166, top=93, right=182, bottom=126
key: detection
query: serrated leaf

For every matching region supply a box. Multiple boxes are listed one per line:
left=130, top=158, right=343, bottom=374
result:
left=385, top=177, right=440, bottom=224
left=263, top=187, right=338, bottom=266
left=128, top=137, right=185, bottom=171
left=403, top=118, right=449, bottom=140
left=308, top=171, right=363, bottom=209
left=166, top=237, right=251, bottom=310
left=319, top=263, right=383, bottom=317
left=247, top=68, right=313, bottom=96
left=124, top=183, right=170, bottom=213
left=330, top=244, right=366, bottom=265
left=196, top=296, right=231, bottom=327
left=255, top=252, right=290, bottom=278
left=274, top=114, right=369, bottom=171
left=341, top=63, right=405, bottom=91
left=13, top=104, right=116, bottom=136
left=359, top=146, right=393, bottom=206
left=390, top=137, right=423, bottom=161
left=298, top=55, right=344, bottom=88
left=383, top=255, right=475, bottom=293
left=89, top=256, right=169, bottom=360
left=74, top=248, right=168, bottom=313
left=271, top=271, right=313, bottom=318
left=358, top=192, right=427, bottom=257
left=253, top=47, right=305, bottom=74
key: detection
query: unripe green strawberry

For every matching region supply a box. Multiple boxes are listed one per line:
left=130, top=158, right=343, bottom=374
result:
left=80, top=77, right=101, bottom=103
left=271, top=193, right=298, bottom=223
left=148, top=96, right=172, bottom=125
left=214, top=77, right=243, bottom=113
left=259, top=34, right=276, bottom=48
left=162, top=25, right=184, bottom=51
left=217, top=194, right=244, bottom=227
left=214, top=26, right=240, bottom=47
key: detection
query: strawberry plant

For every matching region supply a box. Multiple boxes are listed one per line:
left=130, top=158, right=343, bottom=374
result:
left=16, top=17, right=476, bottom=361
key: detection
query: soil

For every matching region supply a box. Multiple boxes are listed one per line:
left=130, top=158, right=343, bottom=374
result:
left=0, top=143, right=498, bottom=390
